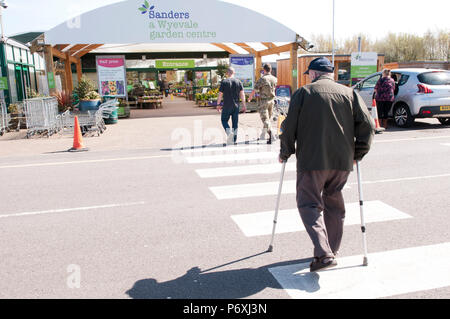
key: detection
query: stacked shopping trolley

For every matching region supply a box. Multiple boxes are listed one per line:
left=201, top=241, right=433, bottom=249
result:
left=61, top=99, right=118, bottom=137
left=0, top=100, right=10, bottom=136
left=23, top=97, right=61, bottom=138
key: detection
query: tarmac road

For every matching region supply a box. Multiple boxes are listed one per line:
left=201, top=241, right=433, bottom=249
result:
left=0, top=114, right=449, bottom=299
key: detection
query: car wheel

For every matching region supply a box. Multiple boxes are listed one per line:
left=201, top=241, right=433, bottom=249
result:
left=393, top=104, right=414, bottom=128
left=438, top=118, right=450, bottom=125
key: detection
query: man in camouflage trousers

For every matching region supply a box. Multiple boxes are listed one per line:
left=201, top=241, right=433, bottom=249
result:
left=248, top=64, right=278, bottom=144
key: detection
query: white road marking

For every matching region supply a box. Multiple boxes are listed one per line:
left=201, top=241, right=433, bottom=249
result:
left=0, top=202, right=146, bottom=219
left=180, top=144, right=276, bottom=154
left=0, top=155, right=171, bottom=169
left=269, top=242, right=450, bottom=299
left=196, top=163, right=296, bottom=178
left=210, top=180, right=350, bottom=200
left=185, top=152, right=278, bottom=164
left=374, top=135, right=450, bottom=143
left=348, top=173, right=450, bottom=186
left=231, top=201, right=411, bottom=237
left=441, top=143, right=450, bottom=147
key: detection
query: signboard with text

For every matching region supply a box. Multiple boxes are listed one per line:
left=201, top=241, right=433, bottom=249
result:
left=351, top=52, right=378, bottom=85
left=230, top=55, right=255, bottom=93
left=96, top=56, right=127, bottom=98
left=156, top=60, right=195, bottom=69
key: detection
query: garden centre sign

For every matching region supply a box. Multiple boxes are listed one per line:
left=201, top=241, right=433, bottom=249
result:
left=44, top=0, right=298, bottom=44
left=351, top=52, right=378, bottom=85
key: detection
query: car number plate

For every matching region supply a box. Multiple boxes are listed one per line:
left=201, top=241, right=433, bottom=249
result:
left=441, top=106, right=450, bottom=111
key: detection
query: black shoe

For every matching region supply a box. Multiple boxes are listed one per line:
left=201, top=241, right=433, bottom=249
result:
left=267, top=131, right=272, bottom=144
left=310, top=256, right=337, bottom=272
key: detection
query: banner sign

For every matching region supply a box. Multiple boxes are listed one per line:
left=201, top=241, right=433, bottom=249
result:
left=96, top=56, right=127, bottom=98
left=45, top=0, right=298, bottom=44
left=276, top=85, right=291, bottom=97
left=351, top=52, right=378, bottom=85
left=230, top=55, right=255, bottom=93
left=156, top=60, right=195, bottom=69
left=47, top=72, right=56, bottom=89
left=0, top=77, right=8, bottom=90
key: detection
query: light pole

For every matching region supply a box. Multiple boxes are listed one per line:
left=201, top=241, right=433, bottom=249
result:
left=0, top=0, right=8, bottom=42
left=332, top=0, right=335, bottom=66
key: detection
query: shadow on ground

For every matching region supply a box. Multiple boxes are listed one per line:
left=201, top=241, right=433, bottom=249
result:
left=125, top=252, right=316, bottom=299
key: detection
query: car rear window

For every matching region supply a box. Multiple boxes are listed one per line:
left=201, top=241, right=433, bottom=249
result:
left=417, top=72, right=450, bottom=85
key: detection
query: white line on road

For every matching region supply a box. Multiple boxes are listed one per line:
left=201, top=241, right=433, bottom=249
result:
left=231, top=201, right=411, bottom=237
left=348, top=173, right=450, bottom=186
left=185, top=152, right=278, bottom=164
left=210, top=180, right=350, bottom=200
left=180, top=144, right=276, bottom=154
left=374, top=135, right=450, bottom=143
left=269, top=242, right=450, bottom=299
left=0, top=202, right=146, bottom=219
left=441, top=143, right=450, bottom=147
left=196, top=163, right=296, bottom=178
left=0, top=155, right=171, bottom=169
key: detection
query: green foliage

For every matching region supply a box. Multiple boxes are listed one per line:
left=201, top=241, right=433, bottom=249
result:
left=74, top=76, right=97, bottom=100
left=217, top=61, right=229, bottom=81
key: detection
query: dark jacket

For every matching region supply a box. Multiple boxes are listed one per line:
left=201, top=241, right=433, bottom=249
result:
left=280, top=75, right=375, bottom=172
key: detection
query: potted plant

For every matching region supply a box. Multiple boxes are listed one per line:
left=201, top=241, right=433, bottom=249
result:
left=73, top=76, right=101, bottom=111
left=7, top=103, right=20, bottom=131
left=53, top=90, right=74, bottom=113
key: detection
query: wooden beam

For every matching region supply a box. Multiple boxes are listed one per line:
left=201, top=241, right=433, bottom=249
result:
left=66, top=44, right=90, bottom=55
left=290, top=43, right=299, bottom=92
left=44, top=45, right=57, bottom=96
left=255, top=55, right=262, bottom=81
left=234, top=43, right=258, bottom=56
left=51, top=46, right=78, bottom=64
left=65, top=52, right=74, bottom=93
left=74, top=44, right=104, bottom=58
left=56, top=44, right=70, bottom=51
left=257, top=43, right=293, bottom=57
left=261, top=42, right=277, bottom=49
left=211, top=43, right=238, bottom=55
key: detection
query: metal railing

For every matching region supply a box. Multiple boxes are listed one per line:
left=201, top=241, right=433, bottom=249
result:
left=0, top=99, right=10, bottom=136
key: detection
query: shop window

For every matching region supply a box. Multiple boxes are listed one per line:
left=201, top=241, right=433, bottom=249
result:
left=13, top=47, right=21, bottom=62
left=7, top=64, right=18, bottom=103
left=28, top=52, right=33, bottom=66
left=6, top=45, right=14, bottom=61
left=21, top=50, right=28, bottom=64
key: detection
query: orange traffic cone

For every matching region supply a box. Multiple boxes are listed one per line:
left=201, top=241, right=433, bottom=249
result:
left=372, top=99, right=385, bottom=134
left=68, top=116, right=89, bottom=152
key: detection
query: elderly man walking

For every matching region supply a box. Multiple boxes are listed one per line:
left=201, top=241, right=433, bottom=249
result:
left=279, top=57, right=375, bottom=272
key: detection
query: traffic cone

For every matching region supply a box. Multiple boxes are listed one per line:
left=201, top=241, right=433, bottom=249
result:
left=372, top=99, right=385, bottom=134
left=68, top=116, right=89, bottom=152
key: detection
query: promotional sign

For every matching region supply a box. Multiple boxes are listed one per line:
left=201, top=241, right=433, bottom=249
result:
left=96, top=56, right=127, bottom=98
left=230, top=55, right=255, bottom=93
left=351, top=52, right=378, bottom=85
left=47, top=72, right=56, bottom=89
left=0, top=77, right=8, bottom=90
left=156, top=60, right=195, bottom=69
left=276, top=85, right=291, bottom=97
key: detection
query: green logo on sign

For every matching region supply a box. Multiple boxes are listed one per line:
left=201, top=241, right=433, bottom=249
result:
left=47, top=72, right=56, bottom=89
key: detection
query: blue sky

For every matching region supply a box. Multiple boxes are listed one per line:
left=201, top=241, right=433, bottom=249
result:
left=3, top=0, right=449, bottom=41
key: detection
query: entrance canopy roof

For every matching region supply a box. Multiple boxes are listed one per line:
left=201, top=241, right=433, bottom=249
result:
left=44, top=0, right=302, bottom=45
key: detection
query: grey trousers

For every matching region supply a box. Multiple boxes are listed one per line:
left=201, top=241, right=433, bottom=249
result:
left=296, top=170, right=351, bottom=258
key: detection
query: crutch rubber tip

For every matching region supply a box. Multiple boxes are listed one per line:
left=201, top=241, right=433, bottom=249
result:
left=267, top=245, right=273, bottom=252
left=363, top=257, right=369, bottom=266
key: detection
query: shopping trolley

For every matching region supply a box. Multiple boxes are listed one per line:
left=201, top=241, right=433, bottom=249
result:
left=0, top=100, right=10, bottom=136
left=24, top=97, right=62, bottom=138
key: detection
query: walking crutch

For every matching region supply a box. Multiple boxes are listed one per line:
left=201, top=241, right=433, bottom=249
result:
left=268, top=161, right=287, bottom=252
left=356, top=161, right=369, bottom=266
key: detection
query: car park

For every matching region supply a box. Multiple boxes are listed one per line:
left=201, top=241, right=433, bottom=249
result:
left=353, top=69, right=450, bottom=127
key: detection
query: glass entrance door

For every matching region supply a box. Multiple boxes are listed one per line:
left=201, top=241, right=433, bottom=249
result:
left=14, top=65, right=31, bottom=101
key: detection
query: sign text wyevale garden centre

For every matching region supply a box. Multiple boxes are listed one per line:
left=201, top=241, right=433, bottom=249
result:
left=139, top=2, right=217, bottom=41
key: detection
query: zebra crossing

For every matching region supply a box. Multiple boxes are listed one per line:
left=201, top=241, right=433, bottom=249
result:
left=177, top=142, right=450, bottom=299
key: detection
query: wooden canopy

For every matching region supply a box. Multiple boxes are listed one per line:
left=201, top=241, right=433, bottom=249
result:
left=33, top=37, right=311, bottom=95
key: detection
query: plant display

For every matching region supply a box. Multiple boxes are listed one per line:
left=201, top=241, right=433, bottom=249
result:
left=53, top=90, right=74, bottom=113
left=73, top=76, right=99, bottom=100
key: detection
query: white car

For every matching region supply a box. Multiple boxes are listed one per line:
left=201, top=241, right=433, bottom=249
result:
left=353, top=68, right=450, bottom=127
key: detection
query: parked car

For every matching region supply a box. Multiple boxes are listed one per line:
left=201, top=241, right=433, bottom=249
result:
left=353, top=69, right=450, bottom=127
